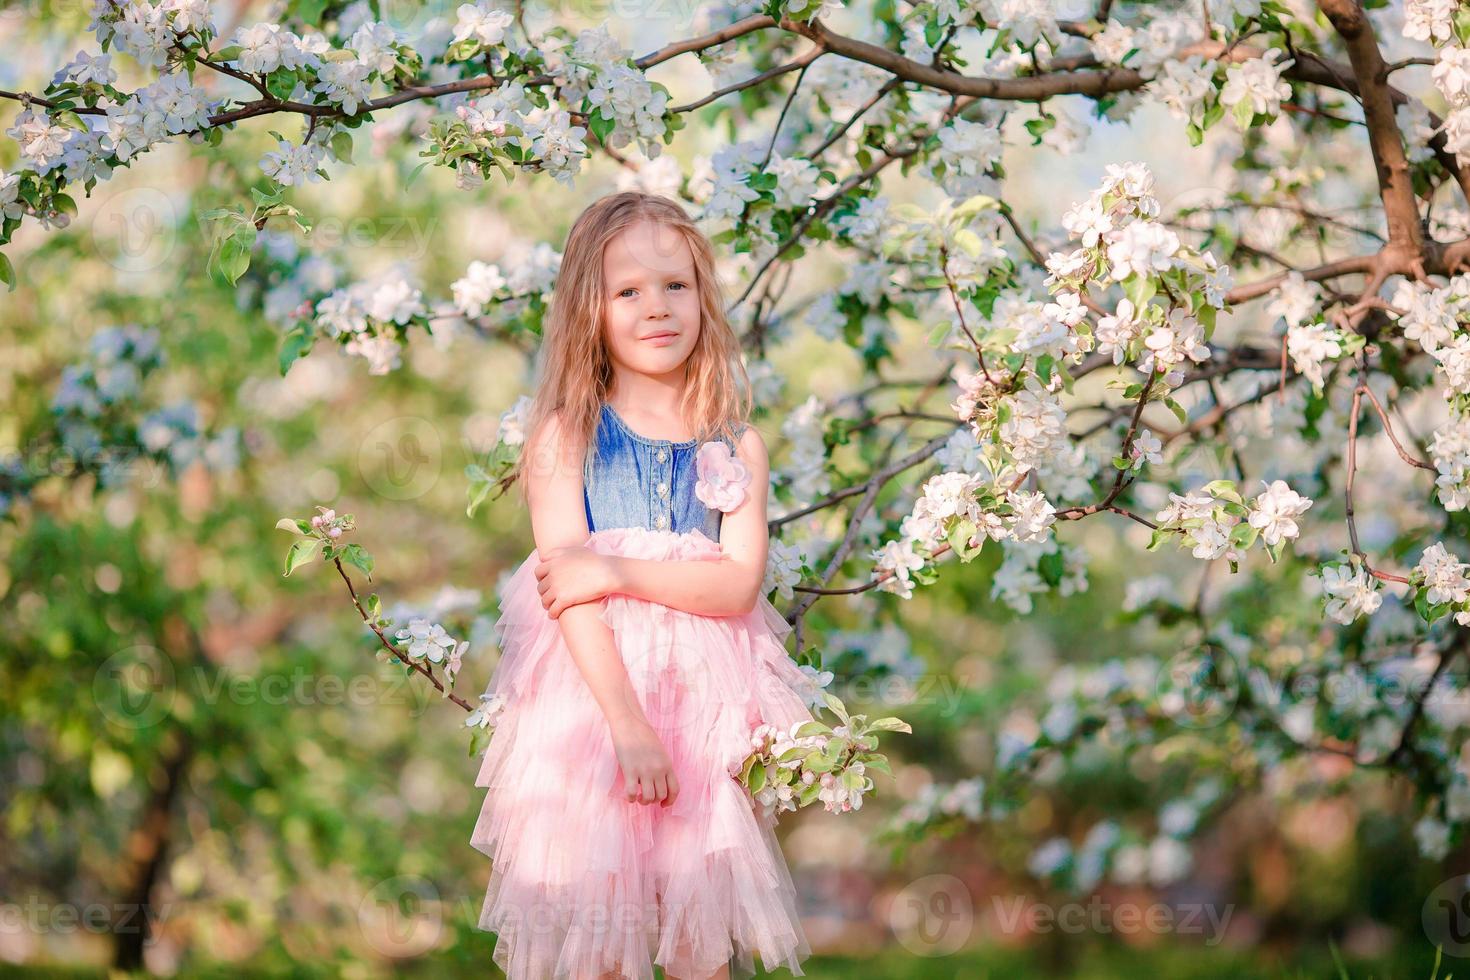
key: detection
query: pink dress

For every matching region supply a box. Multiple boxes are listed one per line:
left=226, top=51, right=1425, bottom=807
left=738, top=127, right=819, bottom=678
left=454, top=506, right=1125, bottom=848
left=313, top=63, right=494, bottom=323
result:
left=470, top=407, right=818, bottom=979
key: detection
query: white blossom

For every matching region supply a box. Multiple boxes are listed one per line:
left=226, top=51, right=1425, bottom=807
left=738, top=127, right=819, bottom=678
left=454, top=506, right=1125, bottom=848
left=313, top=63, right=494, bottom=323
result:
left=1415, top=542, right=1470, bottom=607
left=1106, top=220, right=1180, bottom=281
left=1319, top=564, right=1382, bottom=624
left=453, top=2, right=514, bottom=45
left=259, top=137, right=325, bottom=186
left=451, top=260, right=506, bottom=318
left=1220, top=48, right=1295, bottom=121
left=1248, top=479, right=1312, bottom=547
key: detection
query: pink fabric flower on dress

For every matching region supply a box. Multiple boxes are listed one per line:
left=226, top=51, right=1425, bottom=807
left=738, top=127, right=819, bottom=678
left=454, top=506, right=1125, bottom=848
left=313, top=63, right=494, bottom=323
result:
left=694, top=440, right=751, bottom=513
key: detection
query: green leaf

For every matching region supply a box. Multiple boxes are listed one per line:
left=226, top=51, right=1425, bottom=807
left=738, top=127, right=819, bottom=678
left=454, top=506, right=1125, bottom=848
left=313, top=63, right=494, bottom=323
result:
left=1123, top=274, right=1156, bottom=308
left=278, top=321, right=315, bottom=375
left=1201, top=479, right=1242, bottom=504
left=265, top=67, right=298, bottom=101
left=291, top=0, right=329, bottom=24
left=866, top=717, right=912, bottom=734
left=946, top=517, right=977, bottom=561
left=1230, top=522, right=1259, bottom=549
left=0, top=251, right=13, bottom=291
left=340, top=543, right=374, bottom=581
left=1037, top=549, right=1065, bottom=586
left=952, top=228, right=983, bottom=257
left=952, top=194, right=999, bottom=221
left=283, top=538, right=320, bottom=576
left=1197, top=303, right=1217, bottom=341
left=1232, top=98, right=1255, bottom=130
left=212, top=224, right=256, bottom=286
left=588, top=109, right=616, bottom=144
left=403, top=160, right=431, bottom=189
left=747, top=762, right=766, bottom=793
left=822, top=690, right=850, bottom=724
left=330, top=130, right=353, bottom=164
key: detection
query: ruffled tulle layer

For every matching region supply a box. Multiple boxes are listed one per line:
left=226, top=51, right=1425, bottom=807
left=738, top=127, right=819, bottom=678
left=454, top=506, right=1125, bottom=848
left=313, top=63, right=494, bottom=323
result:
left=470, top=526, right=817, bottom=980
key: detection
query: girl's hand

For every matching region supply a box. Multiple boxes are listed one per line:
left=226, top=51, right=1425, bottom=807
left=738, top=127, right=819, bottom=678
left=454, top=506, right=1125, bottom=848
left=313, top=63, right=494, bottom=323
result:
left=533, top=545, right=620, bottom=618
left=609, top=717, right=679, bottom=807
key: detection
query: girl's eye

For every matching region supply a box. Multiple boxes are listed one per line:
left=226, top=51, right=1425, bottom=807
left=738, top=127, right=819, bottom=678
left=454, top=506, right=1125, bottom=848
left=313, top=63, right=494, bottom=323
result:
left=617, top=283, right=686, bottom=297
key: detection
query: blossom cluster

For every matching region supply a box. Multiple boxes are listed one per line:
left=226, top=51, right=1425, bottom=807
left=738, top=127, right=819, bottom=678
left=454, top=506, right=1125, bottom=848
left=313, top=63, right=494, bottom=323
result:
left=312, top=267, right=427, bottom=374
left=778, top=395, right=834, bottom=506
left=1387, top=274, right=1470, bottom=512
left=438, top=24, right=675, bottom=189
left=990, top=535, right=1089, bottom=614
left=735, top=716, right=882, bottom=818
left=395, top=616, right=471, bottom=687
left=1150, top=478, right=1313, bottom=570
left=449, top=245, right=562, bottom=319
left=50, top=324, right=240, bottom=486
left=549, top=26, right=672, bottom=160
left=1049, top=162, right=1233, bottom=391
left=1408, top=0, right=1470, bottom=166
left=868, top=469, right=1050, bottom=601
left=448, top=78, right=589, bottom=189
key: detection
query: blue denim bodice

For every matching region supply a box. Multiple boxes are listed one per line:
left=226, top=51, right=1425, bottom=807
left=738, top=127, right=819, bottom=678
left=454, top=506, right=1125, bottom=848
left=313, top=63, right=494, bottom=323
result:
left=582, top=402, right=747, bottom=543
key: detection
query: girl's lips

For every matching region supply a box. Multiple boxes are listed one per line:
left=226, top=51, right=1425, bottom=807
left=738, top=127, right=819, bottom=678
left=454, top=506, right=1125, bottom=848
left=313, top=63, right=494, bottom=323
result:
left=644, top=332, right=679, bottom=346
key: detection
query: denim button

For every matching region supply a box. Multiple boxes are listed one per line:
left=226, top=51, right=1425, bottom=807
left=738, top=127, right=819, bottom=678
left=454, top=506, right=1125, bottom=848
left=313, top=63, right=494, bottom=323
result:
left=657, top=482, right=668, bottom=496
left=655, top=514, right=667, bottom=529
left=655, top=449, right=667, bottom=462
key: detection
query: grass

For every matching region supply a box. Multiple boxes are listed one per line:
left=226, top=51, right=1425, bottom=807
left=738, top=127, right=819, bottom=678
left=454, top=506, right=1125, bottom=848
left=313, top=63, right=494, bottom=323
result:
left=2, top=939, right=1461, bottom=979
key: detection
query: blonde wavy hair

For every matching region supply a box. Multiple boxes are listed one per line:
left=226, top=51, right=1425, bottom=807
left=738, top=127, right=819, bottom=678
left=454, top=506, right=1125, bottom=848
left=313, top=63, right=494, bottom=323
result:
left=510, top=191, right=752, bottom=505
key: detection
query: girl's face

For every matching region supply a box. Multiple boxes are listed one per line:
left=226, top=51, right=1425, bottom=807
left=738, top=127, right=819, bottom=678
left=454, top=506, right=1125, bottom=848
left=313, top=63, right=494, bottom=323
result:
left=601, top=219, right=702, bottom=381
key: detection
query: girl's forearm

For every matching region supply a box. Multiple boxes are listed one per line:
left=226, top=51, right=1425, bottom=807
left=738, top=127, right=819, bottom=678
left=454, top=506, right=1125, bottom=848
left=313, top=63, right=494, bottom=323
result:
left=611, top=556, right=761, bottom=617
left=554, top=602, right=649, bottom=731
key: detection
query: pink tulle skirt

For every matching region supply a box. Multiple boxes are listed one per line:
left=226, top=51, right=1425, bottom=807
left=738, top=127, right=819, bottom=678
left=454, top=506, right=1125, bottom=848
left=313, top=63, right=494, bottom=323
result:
left=470, top=525, right=818, bottom=980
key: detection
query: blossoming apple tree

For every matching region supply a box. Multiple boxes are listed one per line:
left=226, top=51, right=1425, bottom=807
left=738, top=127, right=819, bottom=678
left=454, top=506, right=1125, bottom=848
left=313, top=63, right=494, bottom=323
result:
left=9, top=0, right=1470, bottom=895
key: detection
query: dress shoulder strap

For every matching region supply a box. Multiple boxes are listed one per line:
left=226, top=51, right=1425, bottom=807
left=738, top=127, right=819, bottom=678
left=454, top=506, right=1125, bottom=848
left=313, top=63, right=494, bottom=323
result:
left=718, top=419, right=749, bottom=450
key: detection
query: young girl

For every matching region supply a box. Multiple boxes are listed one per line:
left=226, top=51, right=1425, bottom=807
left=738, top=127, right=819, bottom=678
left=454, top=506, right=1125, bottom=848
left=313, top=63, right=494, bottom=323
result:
left=470, top=192, right=820, bottom=980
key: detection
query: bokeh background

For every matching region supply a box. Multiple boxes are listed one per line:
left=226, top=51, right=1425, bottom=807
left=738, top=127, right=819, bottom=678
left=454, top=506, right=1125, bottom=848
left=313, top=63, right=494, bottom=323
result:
left=3, top=0, right=1468, bottom=976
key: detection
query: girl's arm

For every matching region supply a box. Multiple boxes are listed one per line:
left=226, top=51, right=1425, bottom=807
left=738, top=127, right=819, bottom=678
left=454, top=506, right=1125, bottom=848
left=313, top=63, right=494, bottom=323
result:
left=522, top=410, right=679, bottom=806
left=608, top=426, right=772, bottom=617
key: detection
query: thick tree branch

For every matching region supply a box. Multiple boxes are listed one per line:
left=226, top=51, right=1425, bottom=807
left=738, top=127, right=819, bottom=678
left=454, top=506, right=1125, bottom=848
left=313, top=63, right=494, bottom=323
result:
left=1316, top=0, right=1424, bottom=256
